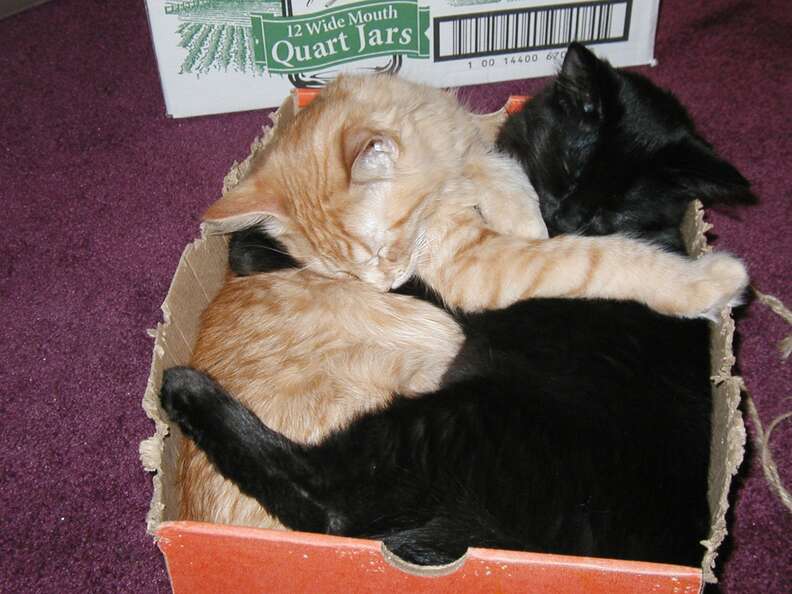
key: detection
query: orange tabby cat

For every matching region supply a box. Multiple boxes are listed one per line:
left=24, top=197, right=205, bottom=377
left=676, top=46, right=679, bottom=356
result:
left=203, top=74, right=747, bottom=318
left=178, top=89, right=542, bottom=529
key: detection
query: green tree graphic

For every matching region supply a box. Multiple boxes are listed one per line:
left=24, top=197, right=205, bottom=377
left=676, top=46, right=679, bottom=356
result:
left=166, top=0, right=280, bottom=75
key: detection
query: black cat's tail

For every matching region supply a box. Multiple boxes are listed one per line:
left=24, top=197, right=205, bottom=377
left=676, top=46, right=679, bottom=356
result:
left=160, top=366, right=334, bottom=533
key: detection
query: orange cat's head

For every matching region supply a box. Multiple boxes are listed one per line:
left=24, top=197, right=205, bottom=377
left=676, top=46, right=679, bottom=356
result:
left=203, top=75, right=481, bottom=290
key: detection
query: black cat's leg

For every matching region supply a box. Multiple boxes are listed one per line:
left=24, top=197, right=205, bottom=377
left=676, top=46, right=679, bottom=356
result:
left=228, top=227, right=300, bottom=276
left=160, top=366, right=333, bottom=532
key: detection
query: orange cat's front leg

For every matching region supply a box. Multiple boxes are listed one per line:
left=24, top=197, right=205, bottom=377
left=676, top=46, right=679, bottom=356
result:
left=418, top=212, right=748, bottom=319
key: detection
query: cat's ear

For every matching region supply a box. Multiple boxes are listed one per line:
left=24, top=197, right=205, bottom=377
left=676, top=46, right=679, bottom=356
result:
left=558, top=43, right=603, bottom=117
left=344, top=128, right=399, bottom=183
left=562, top=43, right=599, bottom=72
left=669, top=141, right=757, bottom=206
left=202, top=175, right=287, bottom=232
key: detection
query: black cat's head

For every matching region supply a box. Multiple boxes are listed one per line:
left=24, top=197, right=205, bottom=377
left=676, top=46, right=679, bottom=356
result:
left=498, top=43, right=755, bottom=251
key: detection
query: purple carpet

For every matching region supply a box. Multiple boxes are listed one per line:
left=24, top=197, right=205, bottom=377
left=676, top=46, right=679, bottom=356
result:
left=1, top=1, right=789, bottom=591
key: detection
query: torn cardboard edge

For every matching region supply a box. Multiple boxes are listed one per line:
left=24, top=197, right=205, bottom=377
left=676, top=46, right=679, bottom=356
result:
left=678, top=206, right=747, bottom=581
left=139, top=94, right=745, bottom=585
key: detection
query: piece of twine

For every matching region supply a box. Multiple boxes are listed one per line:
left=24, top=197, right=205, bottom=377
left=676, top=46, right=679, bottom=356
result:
left=753, top=288, right=792, bottom=360
left=739, top=287, right=792, bottom=513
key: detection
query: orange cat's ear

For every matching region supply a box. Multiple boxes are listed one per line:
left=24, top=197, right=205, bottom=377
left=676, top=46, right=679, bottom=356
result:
left=202, top=175, right=286, bottom=232
left=344, top=128, right=399, bottom=183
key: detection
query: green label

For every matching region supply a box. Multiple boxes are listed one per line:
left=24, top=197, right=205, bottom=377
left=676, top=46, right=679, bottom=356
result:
left=250, top=0, right=430, bottom=74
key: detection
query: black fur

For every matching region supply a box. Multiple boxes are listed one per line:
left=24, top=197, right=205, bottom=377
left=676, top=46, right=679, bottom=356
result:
left=167, top=45, right=761, bottom=567
left=228, top=227, right=299, bottom=274
left=162, top=298, right=711, bottom=566
left=497, top=43, right=755, bottom=252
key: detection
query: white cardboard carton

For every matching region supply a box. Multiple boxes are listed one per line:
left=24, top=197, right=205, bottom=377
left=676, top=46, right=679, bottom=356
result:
left=144, top=0, right=659, bottom=117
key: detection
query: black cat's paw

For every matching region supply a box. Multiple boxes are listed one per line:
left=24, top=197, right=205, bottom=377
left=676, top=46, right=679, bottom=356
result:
left=159, top=366, right=227, bottom=439
left=382, top=533, right=465, bottom=567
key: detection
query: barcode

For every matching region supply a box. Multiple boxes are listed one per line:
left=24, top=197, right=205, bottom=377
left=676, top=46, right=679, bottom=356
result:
left=434, top=0, right=632, bottom=62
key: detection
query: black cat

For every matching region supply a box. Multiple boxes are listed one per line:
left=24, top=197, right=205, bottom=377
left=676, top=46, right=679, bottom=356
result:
left=160, top=44, right=755, bottom=568
left=498, top=43, right=755, bottom=253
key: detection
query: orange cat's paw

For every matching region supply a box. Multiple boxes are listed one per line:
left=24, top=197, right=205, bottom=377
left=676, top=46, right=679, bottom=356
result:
left=688, top=253, right=749, bottom=320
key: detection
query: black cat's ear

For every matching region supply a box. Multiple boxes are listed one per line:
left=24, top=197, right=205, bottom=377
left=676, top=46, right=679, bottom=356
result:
left=561, top=43, right=599, bottom=80
left=669, top=141, right=757, bottom=206
left=558, top=43, right=603, bottom=118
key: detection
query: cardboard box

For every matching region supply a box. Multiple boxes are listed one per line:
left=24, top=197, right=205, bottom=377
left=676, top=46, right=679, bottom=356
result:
left=144, top=0, right=659, bottom=117
left=139, top=94, right=746, bottom=592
